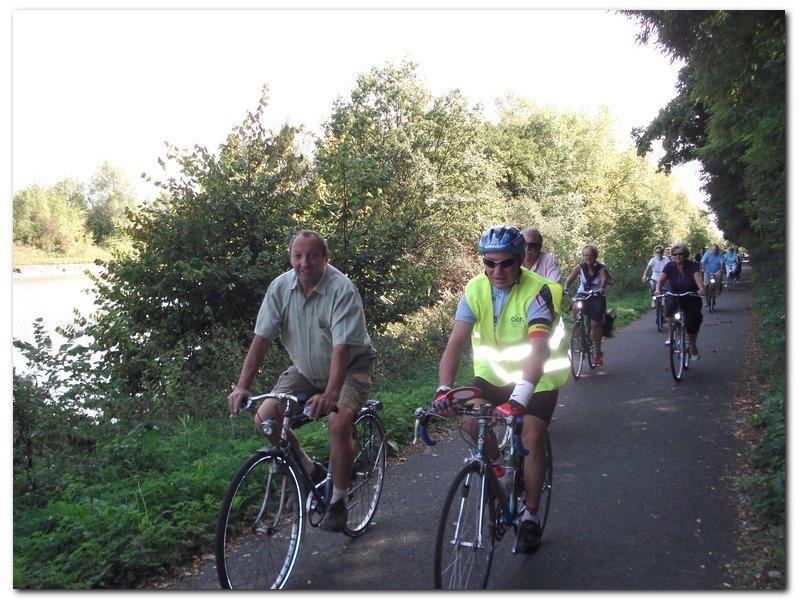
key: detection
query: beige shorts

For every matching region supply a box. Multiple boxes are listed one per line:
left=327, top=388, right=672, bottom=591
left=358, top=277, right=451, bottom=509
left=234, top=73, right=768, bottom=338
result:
left=271, top=350, right=376, bottom=414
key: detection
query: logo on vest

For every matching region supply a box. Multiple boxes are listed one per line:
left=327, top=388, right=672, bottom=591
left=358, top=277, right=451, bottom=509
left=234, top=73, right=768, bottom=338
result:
left=510, top=315, right=525, bottom=328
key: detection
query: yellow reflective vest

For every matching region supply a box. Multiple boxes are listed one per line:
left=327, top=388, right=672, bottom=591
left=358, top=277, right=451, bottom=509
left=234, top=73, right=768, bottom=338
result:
left=464, top=268, right=570, bottom=390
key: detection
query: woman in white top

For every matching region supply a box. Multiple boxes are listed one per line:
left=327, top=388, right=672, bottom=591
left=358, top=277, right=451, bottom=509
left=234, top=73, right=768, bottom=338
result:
left=642, top=245, right=670, bottom=297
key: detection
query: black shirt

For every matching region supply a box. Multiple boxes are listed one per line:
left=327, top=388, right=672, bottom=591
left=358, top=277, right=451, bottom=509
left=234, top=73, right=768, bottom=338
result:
left=663, top=260, right=700, bottom=293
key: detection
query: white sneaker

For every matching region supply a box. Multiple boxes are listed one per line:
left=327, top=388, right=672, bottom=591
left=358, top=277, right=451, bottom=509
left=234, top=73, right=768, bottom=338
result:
left=691, top=351, right=700, bottom=361
left=664, top=338, right=671, bottom=346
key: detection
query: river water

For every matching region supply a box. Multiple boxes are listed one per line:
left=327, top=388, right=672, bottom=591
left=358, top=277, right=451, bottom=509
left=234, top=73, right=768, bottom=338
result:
left=12, top=265, right=100, bottom=373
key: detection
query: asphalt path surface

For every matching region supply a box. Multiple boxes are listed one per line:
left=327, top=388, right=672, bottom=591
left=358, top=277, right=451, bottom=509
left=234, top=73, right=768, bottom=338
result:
left=168, top=267, right=751, bottom=591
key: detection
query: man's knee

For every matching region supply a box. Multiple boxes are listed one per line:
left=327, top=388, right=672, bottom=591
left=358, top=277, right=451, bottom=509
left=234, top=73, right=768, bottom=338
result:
left=327, top=406, right=356, bottom=441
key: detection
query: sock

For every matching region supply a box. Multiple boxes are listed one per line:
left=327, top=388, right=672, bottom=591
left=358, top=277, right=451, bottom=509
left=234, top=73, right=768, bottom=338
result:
left=522, top=506, right=539, bottom=523
left=331, top=486, right=347, bottom=504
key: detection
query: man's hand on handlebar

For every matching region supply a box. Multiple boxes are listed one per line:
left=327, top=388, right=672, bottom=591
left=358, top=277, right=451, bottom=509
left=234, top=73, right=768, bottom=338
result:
left=305, top=391, right=340, bottom=420
left=430, top=386, right=457, bottom=418
left=227, top=387, right=251, bottom=418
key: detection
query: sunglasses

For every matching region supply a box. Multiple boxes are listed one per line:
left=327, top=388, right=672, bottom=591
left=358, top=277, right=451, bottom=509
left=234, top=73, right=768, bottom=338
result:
left=525, top=242, right=542, bottom=250
left=483, top=257, right=519, bottom=269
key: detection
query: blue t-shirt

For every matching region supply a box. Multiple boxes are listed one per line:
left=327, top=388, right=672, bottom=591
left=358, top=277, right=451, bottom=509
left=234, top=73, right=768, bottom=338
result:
left=701, top=251, right=725, bottom=274
left=724, top=251, right=740, bottom=266
left=663, top=261, right=701, bottom=294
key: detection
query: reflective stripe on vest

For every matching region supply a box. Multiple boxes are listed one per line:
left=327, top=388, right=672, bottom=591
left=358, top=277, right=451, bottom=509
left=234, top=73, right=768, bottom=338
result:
left=464, top=269, right=570, bottom=390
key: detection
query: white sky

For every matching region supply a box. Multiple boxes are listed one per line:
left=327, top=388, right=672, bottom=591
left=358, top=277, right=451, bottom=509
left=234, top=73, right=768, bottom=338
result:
left=10, top=5, right=711, bottom=210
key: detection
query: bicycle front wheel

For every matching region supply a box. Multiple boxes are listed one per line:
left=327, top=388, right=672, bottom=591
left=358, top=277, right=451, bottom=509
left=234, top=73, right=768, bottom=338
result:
left=215, top=450, right=304, bottom=590
left=669, top=324, right=686, bottom=382
left=344, top=411, right=387, bottom=537
left=655, top=304, right=664, bottom=333
left=539, top=432, right=554, bottom=535
left=434, top=462, right=496, bottom=590
left=569, top=323, right=585, bottom=379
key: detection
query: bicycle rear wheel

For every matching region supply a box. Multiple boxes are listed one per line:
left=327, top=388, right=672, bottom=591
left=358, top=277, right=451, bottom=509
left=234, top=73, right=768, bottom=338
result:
left=434, top=462, right=496, bottom=590
left=669, top=324, right=686, bottom=382
left=216, top=450, right=304, bottom=590
left=344, top=411, right=387, bottom=537
left=569, top=323, right=585, bottom=379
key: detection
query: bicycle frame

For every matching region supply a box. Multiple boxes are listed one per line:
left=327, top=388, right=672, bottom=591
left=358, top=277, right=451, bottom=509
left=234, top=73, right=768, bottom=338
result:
left=245, top=392, right=333, bottom=517
left=416, top=403, right=527, bottom=526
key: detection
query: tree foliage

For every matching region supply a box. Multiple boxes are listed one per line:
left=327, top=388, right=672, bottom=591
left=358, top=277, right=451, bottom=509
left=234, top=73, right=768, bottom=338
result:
left=86, top=162, right=139, bottom=244
left=13, top=181, right=90, bottom=253
left=313, top=61, right=502, bottom=322
left=626, top=10, right=785, bottom=268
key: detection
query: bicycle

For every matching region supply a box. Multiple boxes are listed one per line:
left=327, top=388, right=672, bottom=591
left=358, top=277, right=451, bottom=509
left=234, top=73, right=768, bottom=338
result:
left=568, top=289, right=602, bottom=378
left=413, top=387, right=553, bottom=589
left=725, top=265, right=738, bottom=292
left=704, top=273, right=720, bottom=312
left=215, top=392, right=387, bottom=589
left=647, top=278, right=665, bottom=333
left=655, top=291, right=701, bottom=382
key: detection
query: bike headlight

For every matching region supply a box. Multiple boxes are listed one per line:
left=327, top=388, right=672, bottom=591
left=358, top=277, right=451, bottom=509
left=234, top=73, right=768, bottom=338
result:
left=576, top=301, right=583, bottom=310
left=674, top=312, right=682, bottom=320
left=710, top=278, right=716, bottom=284
left=260, top=419, right=278, bottom=436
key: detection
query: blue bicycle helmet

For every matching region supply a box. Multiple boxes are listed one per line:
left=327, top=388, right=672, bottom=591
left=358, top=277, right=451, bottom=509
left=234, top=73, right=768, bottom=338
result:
left=478, top=225, right=525, bottom=255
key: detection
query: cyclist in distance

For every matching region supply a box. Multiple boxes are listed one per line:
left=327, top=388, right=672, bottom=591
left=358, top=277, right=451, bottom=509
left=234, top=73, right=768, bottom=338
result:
left=432, top=225, right=570, bottom=553
left=226, top=230, right=378, bottom=533
left=642, top=245, right=670, bottom=307
left=521, top=227, right=562, bottom=283
left=700, top=244, right=726, bottom=304
left=724, top=245, right=741, bottom=281
left=654, top=241, right=706, bottom=359
left=563, top=244, right=610, bottom=366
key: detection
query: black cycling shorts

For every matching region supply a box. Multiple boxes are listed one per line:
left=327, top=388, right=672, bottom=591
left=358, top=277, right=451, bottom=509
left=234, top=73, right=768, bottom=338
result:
left=579, top=294, right=606, bottom=324
left=470, top=377, right=559, bottom=425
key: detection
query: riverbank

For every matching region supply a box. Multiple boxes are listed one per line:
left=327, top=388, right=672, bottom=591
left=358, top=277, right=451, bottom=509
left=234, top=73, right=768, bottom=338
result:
left=12, top=262, right=104, bottom=280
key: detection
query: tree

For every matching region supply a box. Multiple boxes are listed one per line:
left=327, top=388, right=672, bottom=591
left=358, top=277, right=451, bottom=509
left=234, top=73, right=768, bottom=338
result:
left=312, top=61, right=503, bottom=323
left=86, top=162, right=139, bottom=244
left=88, top=88, right=312, bottom=398
left=13, top=180, right=89, bottom=253
left=626, top=10, right=786, bottom=269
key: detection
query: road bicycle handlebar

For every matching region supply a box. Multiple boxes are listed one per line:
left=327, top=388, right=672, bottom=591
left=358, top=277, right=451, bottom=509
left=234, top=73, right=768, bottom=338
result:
left=412, top=406, right=528, bottom=457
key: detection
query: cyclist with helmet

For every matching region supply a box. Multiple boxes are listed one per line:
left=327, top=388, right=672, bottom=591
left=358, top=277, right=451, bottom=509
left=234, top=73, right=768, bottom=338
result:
left=432, top=225, right=570, bottom=553
left=563, top=244, right=609, bottom=365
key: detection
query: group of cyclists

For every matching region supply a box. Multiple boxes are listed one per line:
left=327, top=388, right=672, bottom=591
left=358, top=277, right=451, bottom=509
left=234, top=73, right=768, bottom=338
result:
left=643, top=242, right=743, bottom=359
left=224, top=226, right=744, bottom=580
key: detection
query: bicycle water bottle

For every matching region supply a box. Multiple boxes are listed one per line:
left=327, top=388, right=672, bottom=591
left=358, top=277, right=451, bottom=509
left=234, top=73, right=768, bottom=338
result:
left=494, top=446, right=516, bottom=499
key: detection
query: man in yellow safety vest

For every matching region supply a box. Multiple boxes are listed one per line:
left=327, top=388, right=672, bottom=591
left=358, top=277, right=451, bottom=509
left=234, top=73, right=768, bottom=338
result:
left=432, top=224, right=570, bottom=553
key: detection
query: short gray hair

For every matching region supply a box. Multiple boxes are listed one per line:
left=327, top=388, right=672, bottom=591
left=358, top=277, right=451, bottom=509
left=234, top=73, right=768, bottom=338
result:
left=520, top=227, right=542, bottom=242
left=671, top=241, right=689, bottom=257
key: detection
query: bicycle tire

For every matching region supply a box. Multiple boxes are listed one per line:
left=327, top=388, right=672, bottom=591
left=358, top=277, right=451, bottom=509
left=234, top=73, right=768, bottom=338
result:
left=569, top=323, right=585, bottom=379
left=588, top=333, right=598, bottom=369
left=538, top=432, right=554, bottom=535
left=215, top=450, right=304, bottom=590
left=669, top=324, right=686, bottom=382
left=434, top=462, right=496, bottom=590
left=344, top=411, right=387, bottom=537
left=655, top=303, right=664, bottom=333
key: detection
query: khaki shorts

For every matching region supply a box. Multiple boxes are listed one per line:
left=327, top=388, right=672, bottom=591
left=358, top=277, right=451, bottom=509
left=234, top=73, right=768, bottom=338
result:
left=271, top=349, right=376, bottom=414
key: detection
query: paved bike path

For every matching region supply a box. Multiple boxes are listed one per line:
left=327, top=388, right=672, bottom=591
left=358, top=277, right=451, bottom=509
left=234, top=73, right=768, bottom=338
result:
left=168, top=267, right=751, bottom=590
